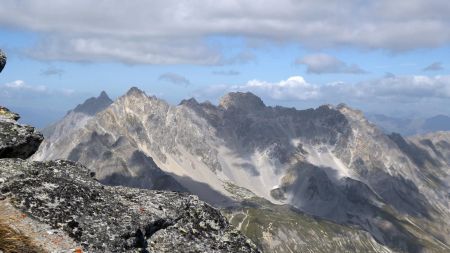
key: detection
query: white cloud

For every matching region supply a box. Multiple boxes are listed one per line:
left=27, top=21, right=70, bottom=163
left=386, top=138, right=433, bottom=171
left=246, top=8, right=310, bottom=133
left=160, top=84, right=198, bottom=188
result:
left=0, top=80, right=76, bottom=98
left=295, top=54, right=366, bottom=74
left=199, top=75, right=450, bottom=103
left=197, top=74, right=450, bottom=115
left=1, top=0, right=449, bottom=64
left=3, top=80, right=47, bottom=92
left=232, top=76, right=320, bottom=100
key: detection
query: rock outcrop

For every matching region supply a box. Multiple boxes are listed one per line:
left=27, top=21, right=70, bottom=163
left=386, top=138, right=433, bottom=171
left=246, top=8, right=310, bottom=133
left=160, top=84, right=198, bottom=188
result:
left=0, top=49, right=6, bottom=73
left=0, top=159, right=259, bottom=252
left=0, top=107, right=43, bottom=159
left=0, top=108, right=260, bottom=252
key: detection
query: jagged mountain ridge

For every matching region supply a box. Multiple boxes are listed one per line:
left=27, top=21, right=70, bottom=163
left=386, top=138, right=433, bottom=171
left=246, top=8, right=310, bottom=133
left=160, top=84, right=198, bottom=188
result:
left=0, top=107, right=260, bottom=252
left=34, top=88, right=450, bottom=252
left=40, top=91, right=113, bottom=139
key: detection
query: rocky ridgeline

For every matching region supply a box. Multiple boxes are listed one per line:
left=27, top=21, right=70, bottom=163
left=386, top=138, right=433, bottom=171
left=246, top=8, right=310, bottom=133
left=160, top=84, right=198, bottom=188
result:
left=0, top=108, right=259, bottom=252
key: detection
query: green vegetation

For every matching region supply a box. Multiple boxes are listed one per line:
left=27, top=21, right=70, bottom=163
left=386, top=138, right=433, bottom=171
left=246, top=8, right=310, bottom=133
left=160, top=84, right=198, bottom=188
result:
left=221, top=192, right=390, bottom=253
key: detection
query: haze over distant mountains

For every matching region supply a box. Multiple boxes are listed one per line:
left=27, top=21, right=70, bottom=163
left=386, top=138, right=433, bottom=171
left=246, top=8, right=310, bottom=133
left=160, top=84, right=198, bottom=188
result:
left=367, top=113, right=450, bottom=136
left=32, top=88, right=450, bottom=253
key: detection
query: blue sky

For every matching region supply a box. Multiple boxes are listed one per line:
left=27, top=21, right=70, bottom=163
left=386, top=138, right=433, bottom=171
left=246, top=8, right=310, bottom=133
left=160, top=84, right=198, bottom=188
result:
left=1, top=0, right=450, bottom=127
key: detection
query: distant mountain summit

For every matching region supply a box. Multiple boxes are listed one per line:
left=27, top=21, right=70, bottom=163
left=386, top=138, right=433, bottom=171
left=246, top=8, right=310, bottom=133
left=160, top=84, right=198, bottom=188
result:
left=367, top=113, right=450, bottom=135
left=72, top=91, right=113, bottom=115
left=219, top=92, right=266, bottom=111
left=34, top=87, right=450, bottom=253
left=423, top=114, right=450, bottom=132
left=40, top=91, right=113, bottom=139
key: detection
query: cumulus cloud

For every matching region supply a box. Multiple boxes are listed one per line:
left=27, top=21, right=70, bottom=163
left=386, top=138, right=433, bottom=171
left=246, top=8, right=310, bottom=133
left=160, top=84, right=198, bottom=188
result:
left=199, top=75, right=450, bottom=105
left=295, top=54, right=366, bottom=74
left=0, top=80, right=75, bottom=98
left=423, top=62, right=444, bottom=71
left=1, top=0, right=449, bottom=64
left=158, top=73, right=191, bottom=86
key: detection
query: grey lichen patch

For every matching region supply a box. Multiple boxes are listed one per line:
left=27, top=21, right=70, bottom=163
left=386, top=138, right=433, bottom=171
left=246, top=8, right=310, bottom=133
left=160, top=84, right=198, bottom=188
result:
left=0, top=120, right=43, bottom=159
left=0, top=159, right=260, bottom=252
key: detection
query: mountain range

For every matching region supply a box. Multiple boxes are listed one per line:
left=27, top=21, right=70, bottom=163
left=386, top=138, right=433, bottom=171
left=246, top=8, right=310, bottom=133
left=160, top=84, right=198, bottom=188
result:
left=367, top=113, right=450, bottom=136
left=33, top=88, right=450, bottom=253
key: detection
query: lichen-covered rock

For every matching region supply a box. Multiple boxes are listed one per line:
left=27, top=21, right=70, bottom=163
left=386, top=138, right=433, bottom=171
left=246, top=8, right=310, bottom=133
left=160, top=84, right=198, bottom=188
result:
left=0, top=106, right=19, bottom=121
left=0, top=108, right=43, bottom=159
left=0, top=159, right=260, bottom=252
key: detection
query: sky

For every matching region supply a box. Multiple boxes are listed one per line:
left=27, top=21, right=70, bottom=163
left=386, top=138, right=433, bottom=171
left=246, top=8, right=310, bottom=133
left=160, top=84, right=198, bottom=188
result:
left=0, top=0, right=450, bottom=128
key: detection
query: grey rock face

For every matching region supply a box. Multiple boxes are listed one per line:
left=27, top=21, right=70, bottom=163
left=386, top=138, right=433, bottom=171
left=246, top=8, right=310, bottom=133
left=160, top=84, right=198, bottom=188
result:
left=0, top=107, right=43, bottom=159
left=219, top=92, right=266, bottom=111
left=0, top=159, right=259, bottom=253
left=72, top=91, right=113, bottom=115
left=0, top=49, right=6, bottom=73
left=34, top=89, right=450, bottom=252
left=0, top=107, right=260, bottom=252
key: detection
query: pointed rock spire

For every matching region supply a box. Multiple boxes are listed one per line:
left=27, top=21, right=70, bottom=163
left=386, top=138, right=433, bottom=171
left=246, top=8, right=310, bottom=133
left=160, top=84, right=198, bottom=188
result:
left=73, top=91, right=113, bottom=115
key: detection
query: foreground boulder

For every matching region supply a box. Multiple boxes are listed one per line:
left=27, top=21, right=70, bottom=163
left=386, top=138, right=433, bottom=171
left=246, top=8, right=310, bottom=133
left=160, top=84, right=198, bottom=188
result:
left=0, top=159, right=259, bottom=252
left=0, top=106, right=259, bottom=252
left=0, top=107, right=44, bottom=159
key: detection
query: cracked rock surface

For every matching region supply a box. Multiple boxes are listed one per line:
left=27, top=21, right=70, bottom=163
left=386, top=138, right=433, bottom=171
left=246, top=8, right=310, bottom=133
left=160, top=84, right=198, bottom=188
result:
left=0, top=107, right=43, bottom=159
left=0, top=159, right=259, bottom=252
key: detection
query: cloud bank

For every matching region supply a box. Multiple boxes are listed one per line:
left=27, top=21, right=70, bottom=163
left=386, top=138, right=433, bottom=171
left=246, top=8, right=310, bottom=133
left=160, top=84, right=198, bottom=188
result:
left=198, top=74, right=450, bottom=115
left=0, top=80, right=74, bottom=98
left=1, top=0, right=450, bottom=64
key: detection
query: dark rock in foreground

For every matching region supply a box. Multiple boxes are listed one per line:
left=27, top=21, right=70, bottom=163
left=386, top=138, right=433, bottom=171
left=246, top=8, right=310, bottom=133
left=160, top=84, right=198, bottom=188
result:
left=0, top=107, right=43, bottom=159
left=0, top=49, right=6, bottom=73
left=0, top=159, right=258, bottom=252
left=0, top=106, right=259, bottom=252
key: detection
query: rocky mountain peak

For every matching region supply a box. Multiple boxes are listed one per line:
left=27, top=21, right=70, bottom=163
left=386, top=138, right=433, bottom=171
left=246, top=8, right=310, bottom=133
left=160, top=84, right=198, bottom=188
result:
left=98, top=90, right=109, bottom=99
left=219, top=92, right=265, bottom=111
left=336, top=103, right=366, bottom=120
left=73, top=91, right=113, bottom=116
left=126, top=86, right=146, bottom=97
left=1, top=107, right=260, bottom=252
left=179, top=97, right=199, bottom=107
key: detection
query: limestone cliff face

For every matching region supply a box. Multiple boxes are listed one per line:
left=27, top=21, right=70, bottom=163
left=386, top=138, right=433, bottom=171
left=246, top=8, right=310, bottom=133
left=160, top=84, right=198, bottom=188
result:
left=34, top=88, right=450, bottom=252
left=0, top=108, right=260, bottom=253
